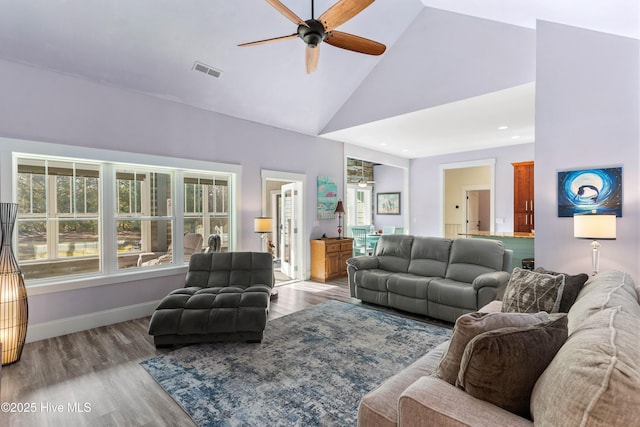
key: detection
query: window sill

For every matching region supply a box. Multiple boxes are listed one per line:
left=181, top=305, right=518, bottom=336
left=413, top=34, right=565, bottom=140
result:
left=25, top=265, right=189, bottom=296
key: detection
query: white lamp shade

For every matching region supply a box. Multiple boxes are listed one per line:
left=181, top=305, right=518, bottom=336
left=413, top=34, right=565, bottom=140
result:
left=254, top=217, right=273, bottom=233
left=574, top=214, right=617, bottom=239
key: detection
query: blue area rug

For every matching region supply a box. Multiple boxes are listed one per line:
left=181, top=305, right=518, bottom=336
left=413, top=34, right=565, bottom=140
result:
left=140, top=300, right=451, bottom=426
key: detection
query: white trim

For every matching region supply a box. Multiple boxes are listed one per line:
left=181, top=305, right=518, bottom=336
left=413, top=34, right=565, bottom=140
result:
left=260, top=169, right=307, bottom=280
left=1, top=136, right=240, bottom=293
left=439, top=158, right=496, bottom=237
left=25, top=265, right=188, bottom=296
left=26, top=299, right=161, bottom=343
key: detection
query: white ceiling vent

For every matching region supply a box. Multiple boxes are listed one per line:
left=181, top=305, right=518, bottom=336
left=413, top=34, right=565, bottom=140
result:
left=193, top=61, right=222, bottom=78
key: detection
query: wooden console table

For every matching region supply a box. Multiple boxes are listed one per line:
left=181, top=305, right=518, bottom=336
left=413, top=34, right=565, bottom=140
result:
left=310, top=238, right=353, bottom=282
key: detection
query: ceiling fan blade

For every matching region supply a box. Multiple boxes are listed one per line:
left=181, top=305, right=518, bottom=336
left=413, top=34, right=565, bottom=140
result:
left=305, top=45, right=320, bottom=74
left=325, top=31, right=386, bottom=55
left=265, top=0, right=309, bottom=27
left=238, top=33, right=298, bottom=47
left=319, top=0, right=374, bottom=32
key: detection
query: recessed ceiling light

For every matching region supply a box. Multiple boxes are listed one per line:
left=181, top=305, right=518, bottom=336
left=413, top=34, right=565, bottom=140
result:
left=498, top=126, right=509, bottom=130
left=401, top=149, right=409, bottom=152
left=512, top=135, right=521, bottom=139
left=379, top=143, right=387, bottom=146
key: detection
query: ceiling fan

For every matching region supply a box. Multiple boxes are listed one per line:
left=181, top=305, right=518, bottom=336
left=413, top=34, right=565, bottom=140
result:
left=239, top=0, right=386, bottom=74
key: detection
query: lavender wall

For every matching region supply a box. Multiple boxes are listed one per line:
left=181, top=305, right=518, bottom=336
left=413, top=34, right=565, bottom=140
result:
left=373, top=164, right=404, bottom=229
left=324, top=7, right=536, bottom=132
left=0, top=58, right=344, bottom=327
left=534, top=22, right=640, bottom=280
left=410, top=143, right=534, bottom=236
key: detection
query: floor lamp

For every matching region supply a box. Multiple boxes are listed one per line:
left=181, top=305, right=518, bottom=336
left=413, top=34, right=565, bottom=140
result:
left=0, top=203, right=28, bottom=365
left=254, top=217, right=277, bottom=299
left=574, top=213, right=617, bottom=275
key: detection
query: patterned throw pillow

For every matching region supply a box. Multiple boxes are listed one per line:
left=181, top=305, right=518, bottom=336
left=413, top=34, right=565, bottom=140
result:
left=534, top=267, right=589, bottom=312
left=502, top=267, right=565, bottom=313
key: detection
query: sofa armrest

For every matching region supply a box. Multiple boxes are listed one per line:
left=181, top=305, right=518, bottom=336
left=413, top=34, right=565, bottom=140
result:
left=472, top=271, right=510, bottom=291
left=346, top=256, right=379, bottom=271
left=398, top=376, right=532, bottom=427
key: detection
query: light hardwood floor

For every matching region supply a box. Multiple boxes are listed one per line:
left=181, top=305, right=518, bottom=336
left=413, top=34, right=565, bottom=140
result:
left=0, top=278, right=358, bottom=427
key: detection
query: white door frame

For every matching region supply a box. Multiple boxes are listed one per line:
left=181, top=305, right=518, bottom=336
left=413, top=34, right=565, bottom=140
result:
left=261, top=169, right=307, bottom=280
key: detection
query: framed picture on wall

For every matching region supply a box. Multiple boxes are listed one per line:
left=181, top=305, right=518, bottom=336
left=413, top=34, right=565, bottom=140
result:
left=557, top=166, right=622, bottom=217
left=377, top=192, right=401, bottom=215
left=317, top=176, right=338, bottom=219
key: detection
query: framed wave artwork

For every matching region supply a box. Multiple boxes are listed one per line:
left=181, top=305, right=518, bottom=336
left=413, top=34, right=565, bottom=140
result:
left=557, top=167, right=622, bottom=217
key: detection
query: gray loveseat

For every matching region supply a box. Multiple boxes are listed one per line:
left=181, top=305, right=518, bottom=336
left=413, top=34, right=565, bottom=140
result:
left=346, top=235, right=512, bottom=323
left=148, top=251, right=274, bottom=347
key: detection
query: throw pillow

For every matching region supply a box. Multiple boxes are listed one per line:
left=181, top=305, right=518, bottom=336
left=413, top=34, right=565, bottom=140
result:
left=456, top=313, right=568, bottom=419
left=535, top=267, right=589, bottom=312
left=502, top=267, right=565, bottom=313
left=433, top=311, right=549, bottom=385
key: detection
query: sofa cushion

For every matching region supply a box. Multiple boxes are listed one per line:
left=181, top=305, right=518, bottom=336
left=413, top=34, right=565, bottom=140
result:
left=359, top=341, right=449, bottom=427
left=375, top=235, right=414, bottom=273
left=531, top=307, right=640, bottom=426
left=352, top=269, right=393, bottom=292
left=387, top=273, right=432, bottom=299
left=535, top=267, right=589, bottom=313
left=445, top=239, right=504, bottom=283
left=407, top=237, right=452, bottom=278
left=433, top=311, right=549, bottom=385
left=502, top=268, right=565, bottom=314
left=568, top=270, right=640, bottom=334
left=445, top=238, right=505, bottom=283
left=427, top=279, right=480, bottom=310
left=456, top=314, right=568, bottom=419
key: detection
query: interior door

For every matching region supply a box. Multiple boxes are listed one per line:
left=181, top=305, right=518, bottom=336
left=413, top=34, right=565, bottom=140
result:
left=466, top=190, right=480, bottom=233
left=279, top=183, right=299, bottom=278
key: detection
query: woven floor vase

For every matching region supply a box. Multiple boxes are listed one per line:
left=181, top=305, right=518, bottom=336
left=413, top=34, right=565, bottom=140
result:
left=0, top=203, right=28, bottom=365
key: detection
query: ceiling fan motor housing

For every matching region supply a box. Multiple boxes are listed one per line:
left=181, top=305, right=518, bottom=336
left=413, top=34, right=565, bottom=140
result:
left=298, top=19, right=326, bottom=48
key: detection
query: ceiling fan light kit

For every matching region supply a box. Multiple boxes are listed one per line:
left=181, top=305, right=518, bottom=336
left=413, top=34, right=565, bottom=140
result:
left=239, top=0, right=386, bottom=73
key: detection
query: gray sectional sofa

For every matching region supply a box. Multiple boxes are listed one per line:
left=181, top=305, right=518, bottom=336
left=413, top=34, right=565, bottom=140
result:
left=346, top=235, right=512, bottom=323
left=357, top=270, right=640, bottom=426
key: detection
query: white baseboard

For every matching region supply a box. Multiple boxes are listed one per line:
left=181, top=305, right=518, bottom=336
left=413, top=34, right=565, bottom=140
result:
left=26, top=300, right=161, bottom=343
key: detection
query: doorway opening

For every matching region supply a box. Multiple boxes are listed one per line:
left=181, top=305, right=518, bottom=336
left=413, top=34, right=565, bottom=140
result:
left=261, top=170, right=306, bottom=284
left=464, top=188, right=491, bottom=234
left=440, top=159, right=495, bottom=239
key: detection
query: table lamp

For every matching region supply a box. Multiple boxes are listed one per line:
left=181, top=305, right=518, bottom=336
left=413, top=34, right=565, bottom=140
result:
left=574, top=213, right=616, bottom=275
left=334, top=200, right=345, bottom=239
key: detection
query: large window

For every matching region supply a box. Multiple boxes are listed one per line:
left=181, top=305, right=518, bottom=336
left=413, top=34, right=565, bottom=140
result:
left=116, top=168, right=174, bottom=269
left=13, top=152, right=236, bottom=284
left=17, top=158, right=101, bottom=280
left=184, top=174, right=229, bottom=252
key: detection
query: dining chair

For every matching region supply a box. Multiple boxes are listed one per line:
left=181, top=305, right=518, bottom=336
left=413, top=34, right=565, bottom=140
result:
left=382, top=226, right=396, bottom=234
left=351, top=226, right=368, bottom=256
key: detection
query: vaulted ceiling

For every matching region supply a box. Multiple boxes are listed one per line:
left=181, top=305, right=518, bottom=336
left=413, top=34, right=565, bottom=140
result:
left=0, top=1, right=637, bottom=158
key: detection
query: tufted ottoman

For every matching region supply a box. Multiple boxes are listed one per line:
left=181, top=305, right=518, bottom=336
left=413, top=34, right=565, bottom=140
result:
left=148, top=251, right=274, bottom=347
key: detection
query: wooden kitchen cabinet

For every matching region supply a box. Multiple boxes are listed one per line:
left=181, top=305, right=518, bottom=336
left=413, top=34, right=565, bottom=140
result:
left=310, top=238, right=353, bottom=282
left=513, top=161, right=534, bottom=233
